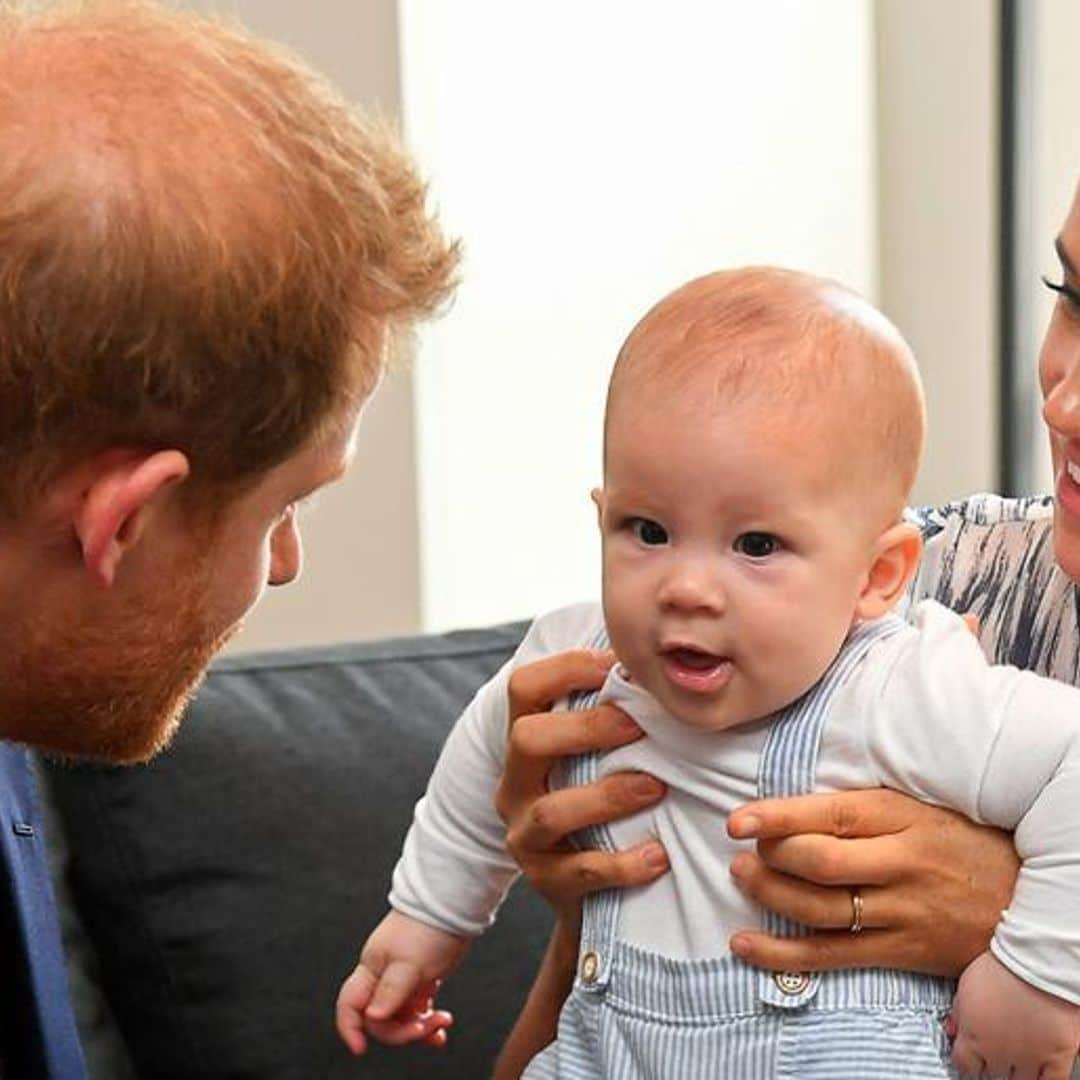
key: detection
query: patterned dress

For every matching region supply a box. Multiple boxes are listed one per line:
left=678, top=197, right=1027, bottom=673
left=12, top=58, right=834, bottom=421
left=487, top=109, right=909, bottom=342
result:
left=907, top=494, right=1076, bottom=678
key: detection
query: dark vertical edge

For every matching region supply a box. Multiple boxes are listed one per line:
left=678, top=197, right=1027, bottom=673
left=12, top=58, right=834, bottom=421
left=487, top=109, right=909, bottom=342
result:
left=998, top=0, right=1018, bottom=494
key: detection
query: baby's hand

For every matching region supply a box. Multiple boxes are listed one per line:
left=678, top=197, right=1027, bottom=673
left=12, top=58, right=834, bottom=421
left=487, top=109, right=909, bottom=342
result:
left=335, top=909, right=469, bottom=1056
left=949, top=951, right=1079, bottom=1079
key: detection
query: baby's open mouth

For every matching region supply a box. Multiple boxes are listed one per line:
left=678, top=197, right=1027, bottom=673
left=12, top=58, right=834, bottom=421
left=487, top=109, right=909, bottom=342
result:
left=660, top=647, right=733, bottom=693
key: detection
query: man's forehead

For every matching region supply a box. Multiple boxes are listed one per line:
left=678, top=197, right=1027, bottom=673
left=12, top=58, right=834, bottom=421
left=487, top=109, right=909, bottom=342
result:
left=250, top=397, right=361, bottom=498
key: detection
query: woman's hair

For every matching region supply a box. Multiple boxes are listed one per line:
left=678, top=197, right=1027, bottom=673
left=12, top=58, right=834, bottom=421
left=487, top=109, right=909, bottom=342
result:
left=0, top=0, right=459, bottom=513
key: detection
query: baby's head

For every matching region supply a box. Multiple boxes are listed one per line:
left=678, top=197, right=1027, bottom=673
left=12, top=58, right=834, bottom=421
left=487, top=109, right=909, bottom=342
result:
left=595, top=266, right=925, bottom=731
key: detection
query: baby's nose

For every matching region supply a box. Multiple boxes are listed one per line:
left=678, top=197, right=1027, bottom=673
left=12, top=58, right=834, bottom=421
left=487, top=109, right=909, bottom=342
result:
left=658, top=565, right=725, bottom=614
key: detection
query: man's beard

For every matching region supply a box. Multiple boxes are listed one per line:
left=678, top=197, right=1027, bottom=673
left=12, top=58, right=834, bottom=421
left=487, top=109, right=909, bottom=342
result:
left=3, top=561, right=241, bottom=765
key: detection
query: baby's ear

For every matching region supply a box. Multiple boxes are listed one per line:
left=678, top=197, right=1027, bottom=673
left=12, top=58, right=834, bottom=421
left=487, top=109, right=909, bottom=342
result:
left=591, top=487, right=605, bottom=525
left=854, top=522, right=923, bottom=621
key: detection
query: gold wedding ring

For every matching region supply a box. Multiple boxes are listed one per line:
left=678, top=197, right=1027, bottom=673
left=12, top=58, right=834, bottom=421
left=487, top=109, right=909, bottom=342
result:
left=849, top=888, right=864, bottom=934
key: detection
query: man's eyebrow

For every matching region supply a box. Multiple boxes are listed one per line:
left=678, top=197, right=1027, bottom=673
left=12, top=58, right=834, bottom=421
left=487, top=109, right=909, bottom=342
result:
left=300, top=460, right=348, bottom=503
left=293, top=460, right=346, bottom=506
left=1055, top=236, right=1077, bottom=277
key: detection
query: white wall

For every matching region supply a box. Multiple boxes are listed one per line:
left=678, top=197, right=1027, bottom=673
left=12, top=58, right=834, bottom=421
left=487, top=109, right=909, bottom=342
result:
left=874, top=0, right=998, bottom=507
left=401, top=0, right=878, bottom=631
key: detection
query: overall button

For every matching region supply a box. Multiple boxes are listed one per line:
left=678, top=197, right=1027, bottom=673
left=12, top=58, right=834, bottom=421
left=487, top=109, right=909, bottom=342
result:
left=773, top=970, right=810, bottom=995
left=580, top=950, right=601, bottom=984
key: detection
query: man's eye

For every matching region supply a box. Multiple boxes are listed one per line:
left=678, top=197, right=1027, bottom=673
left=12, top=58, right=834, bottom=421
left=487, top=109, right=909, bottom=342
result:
left=630, top=518, right=669, bottom=546
left=734, top=532, right=779, bottom=558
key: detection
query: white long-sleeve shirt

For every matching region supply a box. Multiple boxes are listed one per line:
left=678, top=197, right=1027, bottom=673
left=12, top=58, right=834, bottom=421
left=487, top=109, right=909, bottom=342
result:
left=391, top=495, right=1080, bottom=1006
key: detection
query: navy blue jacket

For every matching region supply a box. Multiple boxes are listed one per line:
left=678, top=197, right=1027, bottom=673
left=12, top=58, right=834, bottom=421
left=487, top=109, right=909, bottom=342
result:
left=0, top=742, right=88, bottom=1079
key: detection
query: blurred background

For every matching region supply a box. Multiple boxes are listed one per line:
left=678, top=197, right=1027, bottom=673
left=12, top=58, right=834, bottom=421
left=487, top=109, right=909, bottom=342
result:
left=181, top=1, right=1080, bottom=651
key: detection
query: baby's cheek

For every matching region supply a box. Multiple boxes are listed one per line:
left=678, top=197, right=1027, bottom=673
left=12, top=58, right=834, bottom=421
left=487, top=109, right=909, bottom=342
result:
left=761, top=631, right=839, bottom=710
left=602, top=610, right=641, bottom=671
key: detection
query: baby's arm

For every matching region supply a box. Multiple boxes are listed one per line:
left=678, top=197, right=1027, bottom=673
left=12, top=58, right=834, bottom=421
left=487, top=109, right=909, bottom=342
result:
left=333, top=659, right=515, bottom=1057
left=339, top=606, right=607, bottom=1057
left=949, top=951, right=1079, bottom=1079
left=335, top=909, right=468, bottom=1056
left=334, top=655, right=517, bottom=1057
left=857, top=603, right=1080, bottom=1071
left=390, top=604, right=608, bottom=935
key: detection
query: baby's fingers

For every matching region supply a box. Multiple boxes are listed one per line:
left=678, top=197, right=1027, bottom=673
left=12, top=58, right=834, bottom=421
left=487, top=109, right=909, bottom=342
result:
left=364, top=1008, right=454, bottom=1048
left=948, top=1032, right=985, bottom=1080
left=1039, top=1059, right=1077, bottom=1080
left=365, top=959, right=423, bottom=1021
left=1023, top=1054, right=1075, bottom=1080
left=335, top=965, right=377, bottom=1055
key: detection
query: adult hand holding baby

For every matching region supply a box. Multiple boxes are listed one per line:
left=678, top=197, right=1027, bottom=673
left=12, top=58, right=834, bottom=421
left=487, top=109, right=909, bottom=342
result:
left=726, top=795, right=1078, bottom=1080
left=726, top=789, right=1019, bottom=977
left=495, top=648, right=670, bottom=933
left=491, top=648, right=670, bottom=1080
left=725, top=609, right=1019, bottom=980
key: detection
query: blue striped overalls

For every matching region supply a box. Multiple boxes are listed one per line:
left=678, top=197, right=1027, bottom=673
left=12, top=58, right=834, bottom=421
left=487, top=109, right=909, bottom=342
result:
left=524, top=617, right=957, bottom=1079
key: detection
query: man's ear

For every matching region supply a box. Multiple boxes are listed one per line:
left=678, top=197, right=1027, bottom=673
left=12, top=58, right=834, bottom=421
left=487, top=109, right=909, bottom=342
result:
left=73, top=450, right=191, bottom=588
left=854, top=521, right=923, bottom=621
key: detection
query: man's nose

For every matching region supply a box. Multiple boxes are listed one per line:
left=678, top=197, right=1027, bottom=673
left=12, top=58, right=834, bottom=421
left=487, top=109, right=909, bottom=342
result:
left=268, top=510, right=303, bottom=587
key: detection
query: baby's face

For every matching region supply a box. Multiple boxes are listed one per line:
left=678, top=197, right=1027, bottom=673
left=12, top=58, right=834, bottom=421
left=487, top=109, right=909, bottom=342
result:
left=598, top=380, right=877, bottom=732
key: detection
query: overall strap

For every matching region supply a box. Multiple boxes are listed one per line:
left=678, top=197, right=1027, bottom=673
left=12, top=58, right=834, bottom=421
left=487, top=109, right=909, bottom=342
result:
left=755, top=615, right=905, bottom=1010
left=564, top=623, right=623, bottom=995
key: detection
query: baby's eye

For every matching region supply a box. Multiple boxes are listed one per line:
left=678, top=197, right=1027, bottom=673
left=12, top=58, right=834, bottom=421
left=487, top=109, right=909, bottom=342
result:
left=734, top=532, right=780, bottom=558
left=630, top=518, right=669, bottom=546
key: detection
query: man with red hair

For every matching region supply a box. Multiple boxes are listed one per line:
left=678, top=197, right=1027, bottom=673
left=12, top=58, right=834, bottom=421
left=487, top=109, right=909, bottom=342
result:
left=0, top=3, right=457, bottom=1074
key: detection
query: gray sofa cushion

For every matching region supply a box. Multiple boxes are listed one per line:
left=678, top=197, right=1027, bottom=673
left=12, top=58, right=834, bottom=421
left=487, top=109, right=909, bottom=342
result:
left=45, top=621, right=550, bottom=1079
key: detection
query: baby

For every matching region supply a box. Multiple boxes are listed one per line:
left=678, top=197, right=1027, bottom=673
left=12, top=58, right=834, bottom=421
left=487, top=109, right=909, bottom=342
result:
left=337, top=268, right=1080, bottom=1078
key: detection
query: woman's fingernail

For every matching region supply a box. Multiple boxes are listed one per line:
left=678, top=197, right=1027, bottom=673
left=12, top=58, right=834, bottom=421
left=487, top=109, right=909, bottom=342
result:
left=729, top=814, right=761, bottom=838
left=730, top=854, right=750, bottom=880
left=730, top=935, right=751, bottom=958
left=643, top=843, right=669, bottom=870
left=629, top=774, right=663, bottom=798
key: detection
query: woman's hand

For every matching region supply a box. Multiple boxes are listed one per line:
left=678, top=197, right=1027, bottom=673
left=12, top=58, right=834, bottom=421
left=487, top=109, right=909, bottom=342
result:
left=491, top=648, right=670, bottom=1080
left=725, top=788, right=1019, bottom=978
left=494, top=649, right=670, bottom=933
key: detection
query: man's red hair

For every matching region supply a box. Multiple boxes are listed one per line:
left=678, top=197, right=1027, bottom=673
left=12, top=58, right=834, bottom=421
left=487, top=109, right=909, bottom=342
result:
left=0, top=0, right=459, bottom=513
